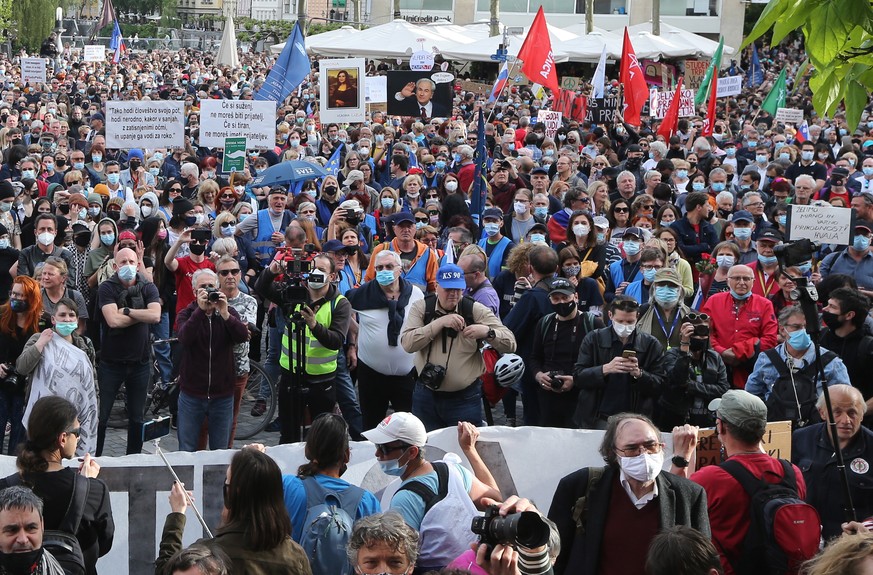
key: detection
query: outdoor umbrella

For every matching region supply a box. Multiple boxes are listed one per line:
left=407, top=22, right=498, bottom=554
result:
left=251, top=160, right=329, bottom=188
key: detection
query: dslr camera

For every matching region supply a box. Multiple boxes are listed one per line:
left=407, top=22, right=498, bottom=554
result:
left=274, top=245, right=318, bottom=308
left=205, top=288, right=221, bottom=303
left=0, top=365, right=20, bottom=393
left=418, top=362, right=446, bottom=391
left=471, top=505, right=550, bottom=557
left=548, top=371, right=564, bottom=390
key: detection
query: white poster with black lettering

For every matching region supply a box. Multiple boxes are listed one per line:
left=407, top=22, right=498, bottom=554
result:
left=199, top=99, right=277, bottom=149
left=106, top=101, right=185, bottom=149
left=21, top=57, right=47, bottom=85
left=537, top=110, right=562, bottom=139
left=319, top=58, right=367, bottom=124
left=787, top=204, right=853, bottom=245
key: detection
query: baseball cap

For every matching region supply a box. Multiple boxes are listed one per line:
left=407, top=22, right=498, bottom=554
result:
left=731, top=210, right=754, bottom=223
left=708, top=390, right=767, bottom=433
left=482, top=207, right=504, bottom=222
left=757, top=229, right=783, bottom=243
left=624, top=226, right=644, bottom=240
left=321, top=239, right=345, bottom=253
left=267, top=186, right=287, bottom=196
left=856, top=220, right=873, bottom=234
left=548, top=276, right=575, bottom=296
left=392, top=212, right=414, bottom=225
left=531, top=167, right=549, bottom=176
left=362, top=412, right=427, bottom=446
left=653, top=268, right=682, bottom=286
left=437, top=263, right=466, bottom=289
left=593, top=216, right=610, bottom=229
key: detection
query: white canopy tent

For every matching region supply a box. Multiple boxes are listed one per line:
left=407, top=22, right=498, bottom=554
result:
left=626, top=21, right=735, bottom=58
left=309, top=19, right=477, bottom=58
left=216, top=16, right=239, bottom=68
left=440, top=23, right=576, bottom=63
left=619, top=26, right=688, bottom=59
left=553, top=26, right=625, bottom=61
left=270, top=25, right=359, bottom=56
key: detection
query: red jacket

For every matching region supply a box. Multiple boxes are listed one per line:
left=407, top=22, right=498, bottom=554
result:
left=701, top=291, right=778, bottom=389
left=457, top=162, right=476, bottom=194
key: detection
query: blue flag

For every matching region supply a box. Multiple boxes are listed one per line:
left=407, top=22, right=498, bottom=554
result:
left=255, top=23, right=309, bottom=104
left=408, top=151, right=418, bottom=170
left=469, top=111, right=488, bottom=225
left=746, top=43, right=763, bottom=88
left=325, top=145, right=343, bottom=177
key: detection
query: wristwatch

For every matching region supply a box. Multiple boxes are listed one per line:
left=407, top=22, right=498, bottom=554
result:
left=671, top=455, right=690, bottom=468
left=486, top=328, right=496, bottom=341
left=122, top=307, right=131, bottom=316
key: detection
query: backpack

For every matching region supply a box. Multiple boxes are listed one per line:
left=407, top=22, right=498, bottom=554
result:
left=3, top=473, right=89, bottom=575
left=299, top=477, right=366, bottom=575
left=763, top=348, right=837, bottom=427
left=422, top=293, right=476, bottom=327
left=720, top=459, right=820, bottom=575
left=396, top=461, right=450, bottom=513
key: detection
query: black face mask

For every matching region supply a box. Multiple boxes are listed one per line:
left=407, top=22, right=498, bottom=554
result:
left=73, top=234, right=90, bottom=248
left=821, top=311, right=844, bottom=331
left=689, top=338, right=708, bottom=352
left=0, top=547, right=44, bottom=575
left=189, top=244, right=206, bottom=256
left=129, top=160, right=141, bottom=171
left=107, top=211, right=120, bottom=222
left=551, top=300, right=576, bottom=317
left=323, top=186, right=337, bottom=196
left=58, top=204, right=70, bottom=215
left=184, top=215, right=197, bottom=227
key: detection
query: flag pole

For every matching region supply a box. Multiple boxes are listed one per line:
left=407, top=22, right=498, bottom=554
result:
left=485, top=57, right=521, bottom=124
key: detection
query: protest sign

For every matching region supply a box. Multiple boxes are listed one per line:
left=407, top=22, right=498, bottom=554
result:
left=84, top=45, right=105, bottom=62
left=537, top=110, right=562, bottom=138
left=21, top=57, right=46, bottom=85
left=105, top=101, right=185, bottom=149
left=584, top=96, right=619, bottom=124
left=775, top=107, right=804, bottom=124
left=387, top=70, right=454, bottom=118
left=717, top=75, right=743, bottom=98
left=642, top=60, right=676, bottom=87
left=560, top=76, right=583, bottom=91
left=365, top=75, right=388, bottom=114
left=200, top=99, right=277, bottom=148
left=685, top=59, right=708, bottom=90
left=695, top=421, right=792, bottom=469
left=410, top=50, right=435, bottom=71
left=457, top=79, right=493, bottom=96
left=319, top=58, right=366, bottom=124
left=222, top=137, right=247, bottom=172
left=787, top=204, right=854, bottom=245
left=650, top=88, right=696, bottom=119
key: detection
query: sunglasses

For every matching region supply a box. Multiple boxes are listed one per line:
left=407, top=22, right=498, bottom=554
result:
left=169, top=188, right=182, bottom=193
left=415, top=217, right=429, bottom=223
left=65, top=428, right=81, bottom=437
left=219, top=269, right=240, bottom=276
left=615, top=207, right=630, bottom=213
left=221, top=221, right=237, bottom=227
left=219, top=194, right=235, bottom=200
left=190, top=239, right=208, bottom=245
left=685, top=313, right=710, bottom=322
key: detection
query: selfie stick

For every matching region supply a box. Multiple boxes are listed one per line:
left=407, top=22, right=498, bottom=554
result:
left=153, top=440, right=215, bottom=538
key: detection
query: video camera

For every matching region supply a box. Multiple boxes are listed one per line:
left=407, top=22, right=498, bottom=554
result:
left=470, top=505, right=550, bottom=558
left=274, top=244, right=319, bottom=307
left=773, top=238, right=817, bottom=269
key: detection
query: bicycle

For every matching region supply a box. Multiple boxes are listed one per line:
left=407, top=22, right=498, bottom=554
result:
left=148, top=337, right=278, bottom=440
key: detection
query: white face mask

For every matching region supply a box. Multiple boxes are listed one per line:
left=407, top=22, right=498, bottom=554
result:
left=572, top=224, right=590, bottom=237
left=619, top=451, right=664, bottom=483
left=612, top=322, right=636, bottom=339
left=37, top=232, right=55, bottom=246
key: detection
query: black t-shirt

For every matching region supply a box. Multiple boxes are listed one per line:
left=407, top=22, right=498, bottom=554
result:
left=97, top=276, right=160, bottom=362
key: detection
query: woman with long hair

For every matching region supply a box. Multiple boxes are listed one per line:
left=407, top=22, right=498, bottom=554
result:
left=157, top=447, right=311, bottom=575
left=329, top=70, right=358, bottom=109
left=557, top=210, right=605, bottom=283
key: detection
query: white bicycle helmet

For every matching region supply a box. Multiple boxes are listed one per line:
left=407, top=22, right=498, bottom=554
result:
left=494, top=353, right=525, bottom=387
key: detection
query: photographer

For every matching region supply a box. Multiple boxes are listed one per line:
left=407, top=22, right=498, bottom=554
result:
left=656, top=313, right=729, bottom=429
left=256, top=252, right=351, bottom=444
left=176, top=269, right=249, bottom=452
left=95, top=247, right=161, bottom=456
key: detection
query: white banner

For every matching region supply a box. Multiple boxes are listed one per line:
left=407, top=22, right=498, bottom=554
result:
left=537, top=110, right=562, bottom=139
left=319, top=58, right=367, bottom=124
left=23, top=337, right=98, bottom=455
left=649, top=88, right=696, bottom=119
left=199, top=99, right=277, bottom=149
left=365, top=76, right=388, bottom=104
left=83, top=45, right=105, bottom=62
left=775, top=107, right=805, bottom=124
left=105, top=101, right=185, bottom=149
left=21, top=57, right=46, bottom=85
left=787, top=204, right=853, bottom=245
left=716, top=75, right=743, bottom=98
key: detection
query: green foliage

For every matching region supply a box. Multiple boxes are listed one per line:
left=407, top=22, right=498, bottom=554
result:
left=0, top=0, right=12, bottom=39
left=743, top=0, right=873, bottom=129
left=234, top=17, right=350, bottom=42
left=13, top=0, right=54, bottom=52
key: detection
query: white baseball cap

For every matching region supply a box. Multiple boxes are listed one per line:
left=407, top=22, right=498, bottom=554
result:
left=362, top=412, right=427, bottom=447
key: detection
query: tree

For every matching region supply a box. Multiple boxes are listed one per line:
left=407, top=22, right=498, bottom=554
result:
left=742, top=0, right=873, bottom=129
left=13, top=0, right=53, bottom=52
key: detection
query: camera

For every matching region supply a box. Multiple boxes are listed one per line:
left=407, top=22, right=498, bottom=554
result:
left=205, top=288, right=221, bottom=303
left=773, top=238, right=817, bottom=268
left=683, top=312, right=710, bottom=337
left=0, top=365, right=20, bottom=393
left=344, top=208, right=363, bottom=226
left=470, top=505, right=550, bottom=555
left=548, top=371, right=564, bottom=390
left=418, top=362, right=446, bottom=391
left=274, top=245, right=318, bottom=308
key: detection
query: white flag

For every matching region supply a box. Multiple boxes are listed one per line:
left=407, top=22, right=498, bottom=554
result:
left=592, top=45, right=608, bottom=98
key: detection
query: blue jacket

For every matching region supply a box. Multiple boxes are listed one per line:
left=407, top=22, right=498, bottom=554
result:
left=670, top=216, right=718, bottom=263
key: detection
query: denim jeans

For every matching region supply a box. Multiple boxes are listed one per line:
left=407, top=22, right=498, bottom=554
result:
left=334, top=350, right=363, bottom=440
left=0, top=390, right=25, bottom=455
left=150, top=311, right=173, bottom=384
left=97, top=360, right=150, bottom=456
left=412, top=380, right=483, bottom=431
left=197, top=374, right=248, bottom=450
left=177, top=391, right=234, bottom=452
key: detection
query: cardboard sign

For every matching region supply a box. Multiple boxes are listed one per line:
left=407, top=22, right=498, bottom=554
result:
left=695, top=421, right=793, bottom=469
left=584, top=96, right=620, bottom=125
left=458, top=80, right=494, bottom=96
left=83, top=45, right=105, bottom=62
left=650, top=88, right=696, bottom=119
left=787, top=204, right=854, bottom=245
left=21, top=57, right=46, bottom=85
left=775, top=107, right=805, bottom=124
left=717, top=75, right=743, bottom=98
left=222, top=137, right=247, bottom=172
left=537, top=110, right=562, bottom=138
left=642, top=60, right=676, bottom=88
left=105, top=101, right=185, bottom=149
left=685, top=59, right=708, bottom=90
left=560, top=76, right=583, bottom=92
left=199, top=99, right=277, bottom=149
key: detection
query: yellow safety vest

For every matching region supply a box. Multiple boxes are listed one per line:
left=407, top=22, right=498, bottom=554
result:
left=280, top=294, right=344, bottom=375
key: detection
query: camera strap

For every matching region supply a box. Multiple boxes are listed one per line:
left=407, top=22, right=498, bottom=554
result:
left=424, top=325, right=456, bottom=369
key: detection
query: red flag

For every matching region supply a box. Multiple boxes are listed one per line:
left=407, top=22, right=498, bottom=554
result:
left=657, top=77, right=684, bottom=140
left=620, top=28, right=648, bottom=126
left=517, top=7, right=560, bottom=94
left=701, top=71, right=719, bottom=137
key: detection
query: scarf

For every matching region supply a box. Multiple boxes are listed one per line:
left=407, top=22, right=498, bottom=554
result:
left=347, top=277, right=413, bottom=346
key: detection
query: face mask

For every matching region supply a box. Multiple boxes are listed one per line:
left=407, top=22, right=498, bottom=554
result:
left=375, top=134, right=384, bottom=144
left=730, top=288, right=752, bottom=300
left=514, top=201, right=528, bottom=215
left=643, top=268, right=657, bottom=283
left=307, top=271, right=328, bottom=290
left=0, top=237, right=9, bottom=249
left=818, top=153, right=829, bottom=160
left=716, top=255, right=735, bottom=268
left=9, top=299, right=26, bottom=312
left=118, top=263, right=137, bottom=282
left=0, top=547, right=44, bottom=574
left=0, top=202, right=11, bottom=213
left=445, top=181, right=458, bottom=192
left=91, top=154, right=102, bottom=163
left=552, top=300, right=576, bottom=317
left=654, top=285, right=680, bottom=306
left=88, top=206, right=101, bottom=217
left=530, top=233, right=546, bottom=244
left=359, top=147, right=370, bottom=156
left=534, top=206, right=548, bottom=218
left=725, top=148, right=736, bottom=157
left=854, top=235, right=871, bottom=251
left=787, top=328, right=812, bottom=351
left=415, top=221, right=426, bottom=230
left=55, top=321, right=78, bottom=336
left=612, top=322, right=636, bottom=339
left=376, top=269, right=396, bottom=286
left=776, top=215, right=787, bottom=227
left=864, top=167, right=873, bottom=177
left=184, top=215, right=198, bottom=227
left=453, top=153, right=462, bottom=163
left=758, top=254, right=778, bottom=266
left=692, top=182, right=705, bottom=191
left=623, top=241, right=640, bottom=256
left=73, top=161, right=86, bottom=171
left=37, top=232, right=55, bottom=246
left=157, top=229, right=168, bottom=240
left=148, top=167, right=160, bottom=177
left=659, top=220, right=673, bottom=228
left=755, top=154, right=767, bottom=164
left=97, top=232, right=115, bottom=246
left=573, top=224, right=590, bottom=237
left=221, top=224, right=236, bottom=237
left=619, top=451, right=664, bottom=483
left=108, top=211, right=120, bottom=222
left=711, top=182, right=726, bottom=192
left=821, top=311, right=844, bottom=331
left=676, top=170, right=688, bottom=179
left=596, top=232, right=606, bottom=243
left=484, top=223, right=500, bottom=237
left=733, top=227, right=752, bottom=240
left=139, top=204, right=153, bottom=217
left=21, top=169, right=35, bottom=179
left=801, top=151, right=814, bottom=162
left=795, top=261, right=811, bottom=275
left=107, top=173, right=120, bottom=185
left=747, top=141, right=757, bottom=148
left=378, top=450, right=408, bottom=476
left=563, top=264, right=581, bottom=277
left=380, top=197, right=395, bottom=210
left=189, top=244, right=206, bottom=256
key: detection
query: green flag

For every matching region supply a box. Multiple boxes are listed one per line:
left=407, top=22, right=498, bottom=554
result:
left=694, top=36, right=724, bottom=107
left=761, top=69, right=787, bottom=115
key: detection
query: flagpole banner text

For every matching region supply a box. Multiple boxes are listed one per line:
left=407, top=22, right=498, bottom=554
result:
left=649, top=88, right=696, bottom=119
left=536, top=110, right=562, bottom=139
left=774, top=107, right=804, bottom=124
left=716, top=75, right=743, bottom=98
left=21, top=58, right=47, bottom=85
left=365, top=76, right=388, bottom=115
left=105, top=101, right=185, bottom=149
left=200, top=100, right=277, bottom=149
left=83, top=45, right=105, bottom=62
left=584, top=97, right=619, bottom=124
left=787, top=204, right=854, bottom=245
left=386, top=70, right=455, bottom=118
left=684, top=59, right=708, bottom=90
left=319, top=58, right=367, bottom=124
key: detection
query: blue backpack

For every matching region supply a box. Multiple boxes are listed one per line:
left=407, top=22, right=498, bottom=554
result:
left=300, top=477, right=366, bottom=575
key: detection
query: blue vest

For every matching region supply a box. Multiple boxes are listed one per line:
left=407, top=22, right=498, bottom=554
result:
left=337, top=265, right=357, bottom=295
left=624, top=280, right=647, bottom=304
left=479, top=236, right=512, bottom=279
left=389, top=243, right=431, bottom=291
left=252, top=209, right=290, bottom=264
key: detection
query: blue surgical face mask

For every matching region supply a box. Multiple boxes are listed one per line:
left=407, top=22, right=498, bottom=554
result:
left=747, top=141, right=757, bottom=148
left=854, top=235, right=871, bottom=251
left=725, top=148, right=736, bottom=157
left=692, top=182, right=705, bottom=191
left=453, top=153, right=461, bottom=163
left=779, top=153, right=790, bottom=162
left=239, top=213, right=249, bottom=222
left=797, top=261, right=812, bottom=274
left=534, top=206, right=548, bottom=218
left=381, top=197, right=395, bottom=210
left=643, top=268, right=657, bottom=283
left=801, top=151, right=815, bottom=162
left=733, top=227, right=752, bottom=240
left=378, top=448, right=408, bottom=476
left=100, top=233, right=115, bottom=246
left=660, top=220, right=672, bottom=228
left=73, top=161, right=85, bottom=170
left=774, top=142, right=785, bottom=152
left=654, top=285, right=680, bottom=306
left=711, top=182, right=726, bottom=192
left=91, top=154, right=102, bottom=163
left=221, top=224, right=236, bottom=237
left=529, top=233, right=546, bottom=244
left=864, top=167, right=873, bottom=177
left=0, top=238, right=9, bottom=250
left=55, top=321, right=78, bottom=336
left=21, top=169, right=35, bottom=179
left=787, top=328, right=812, bottom=351
left=596, top=232, right=606, bottom=243
left=117, top=263, right=137, bottom=282
left=484, top=222, right=501, bottom=237
left=756, top=154, right=768, bottom=164
left=729, top=288, right=752, bottom=300
left=435, top=160, right=446, bottom=170
left=676, top=170, right=688, bottom=179
left=376, top=269, right=396, bottom=286
left=716, top=255, right=735, bottom=268
left=107, top=173, right=120, bottom=185
left=758, top=254, right=778, bottom=266
left=623, top=240, right=641, bottom=256
left=777, top=215, right=787, bottom=226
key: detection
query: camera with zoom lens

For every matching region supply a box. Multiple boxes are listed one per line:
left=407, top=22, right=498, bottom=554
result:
left=0, top=365, right=20, bottom=393
left=548, top=371, right=564, bottom=390
left=418, top=362, right=446, bottom=391
left=205, top=288, right=221, bottom=303
left=471, top=505, right=551, bottom=557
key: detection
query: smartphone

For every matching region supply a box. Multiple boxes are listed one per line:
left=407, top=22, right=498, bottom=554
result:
left=142, top=417, right=171, bottom=443
left=622, top=350, right=637, bottom=360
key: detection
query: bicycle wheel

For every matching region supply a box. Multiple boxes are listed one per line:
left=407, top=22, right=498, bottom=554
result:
left=235, top=361, right=277, bottom=440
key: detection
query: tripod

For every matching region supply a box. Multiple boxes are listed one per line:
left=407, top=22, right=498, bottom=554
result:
left=280, top=310, right=310, bottom=444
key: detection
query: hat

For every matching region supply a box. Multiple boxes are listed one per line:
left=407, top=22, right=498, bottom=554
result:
left=321, top=239, right=346, bottom=252
left=437, top=263, right=466, bottom=289
left=68, top=192, right=88, bottom=207
left=548, top=276, right=575, bottom=296
left=856, top=220, right=873, bottom=233
left=87, top=193, right=103, bottom=206
left=345, top=169, right=364, bottom=183
left=0, top=181, right=13, bottom=201
left=708, top=390, right=767, bottom=433
left=627, top=144, right=642, bottom=153
left=653, top=268, right=682, bottom=286
left=90, top=111, right=104, bottom=123
left=531, top=167, right=549, bottom=176
left=71, top=222, right=90, bottom=235
left=593, top=215, right=610, bottom=229
left=623, top=226, right=644, bottom=239
left=529, top=222, right=547, bottom=234
left=340, top=199, right=361, bottom=211
left=118, top=230, right=137, bottom=242
left=127, top=149, right=144, bottom=162
left=831, top=167, right=849, bottom=179
left=482, top=207, right=503, bottom=221
left=362, top=412, right=427, bottom=446
left=392, top=212, right=414, bottom=225
left=93, top=183, right=110, bottom=197
left=731, top=210, right=754, bottom=223
left=172, top=197, right=195, bottom=217
left=268, top=186, right=287, bottom=196
left=757, top=229, right=783, bottom=243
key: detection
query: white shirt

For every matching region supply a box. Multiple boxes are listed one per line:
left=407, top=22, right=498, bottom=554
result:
left=619, top=469, right=659, bottom=509
left=356, top=286, right=424, bottom=375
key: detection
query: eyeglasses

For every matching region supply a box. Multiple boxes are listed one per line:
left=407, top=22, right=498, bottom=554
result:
left=169, top=188, right=182, bottom=194
left=640, top=264, right=663, bottom=271
left=746, top=202, right=765, bottom=208
left=190, top=239, right=208, bottom=245
left=219, top=269, right=241, bottom=276
left=685, top=313, right=709, bottom=322
left=593, top=162, right=607, bottom=167
left=197, top=284, right=216, bottom=290
left=728, top=276, right=754, bottom=282
left=574, top=197, right=590, bottom=204
left=614, top=207, right=629, bottom=213
left=641, top=204, right=654, bottom=210
left=65, top=428, right=81, bottom=437
left=376, top=442, right=408, bottom=455
left=615, top=440, right=664, bottom=457
left=374, top=264, right=396, bottom=271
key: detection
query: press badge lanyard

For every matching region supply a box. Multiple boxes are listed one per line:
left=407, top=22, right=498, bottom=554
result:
left=654, top=307, right=681, bottom=347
